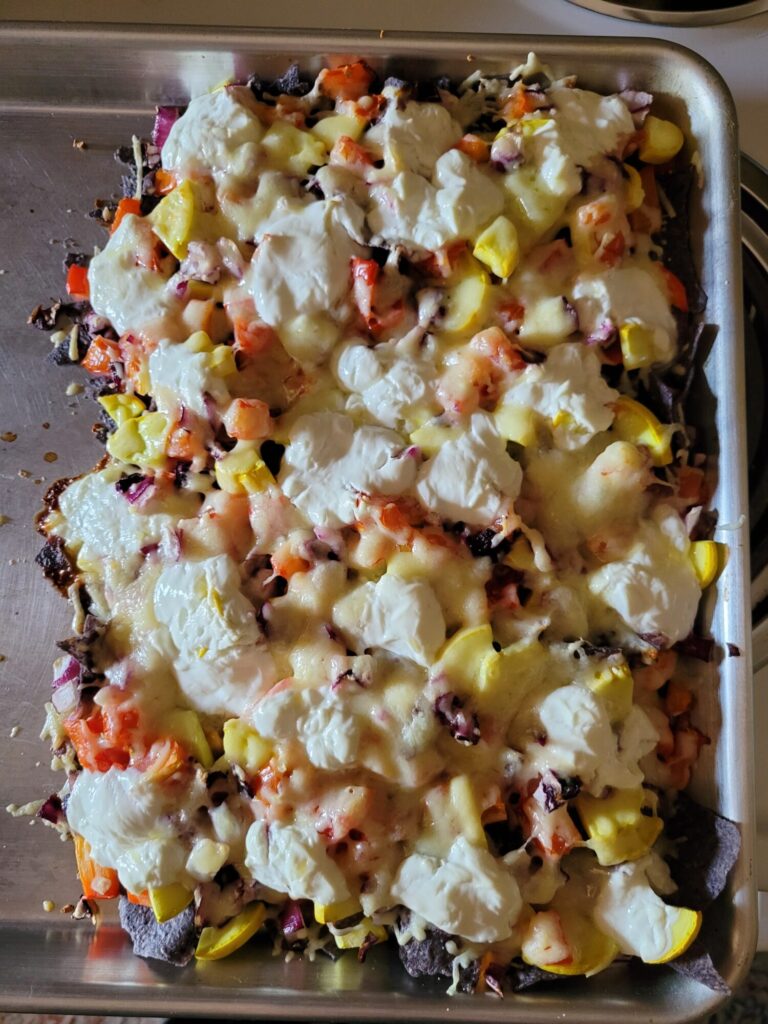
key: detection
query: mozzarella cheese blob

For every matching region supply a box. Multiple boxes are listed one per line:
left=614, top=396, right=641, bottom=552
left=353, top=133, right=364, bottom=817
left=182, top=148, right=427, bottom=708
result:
left=245, top=198, right=366, bottom=329
left=588, top=505, right=701, bottom=643
left=88, top=214, right=182, bottom=340
left=244, top=818, right=351, bottom=904
left=66, top=767, right=205, bottom=894
left=416, top=411, right=522, bottom=524
left=502, top=343, right=618, bottom=450
left=368, top=150, right=504, bottom=252
left=279, top=411, right=417, bottom=527
left=334, top=572, right=446, bottom=667
left=162, top=86, right=265, bottom=184
left=391, top=837, right=523, bottom=943
left=153, top=555, right=276, bottom=715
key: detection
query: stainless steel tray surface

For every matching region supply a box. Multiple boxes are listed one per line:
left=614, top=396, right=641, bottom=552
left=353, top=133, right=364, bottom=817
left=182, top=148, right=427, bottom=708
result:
left=0, top=23, right=754, bottom=1022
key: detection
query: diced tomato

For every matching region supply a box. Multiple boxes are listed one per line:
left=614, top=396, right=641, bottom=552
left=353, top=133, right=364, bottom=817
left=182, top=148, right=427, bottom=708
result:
left=142, top=738, right=188, bottom=782
left=498, top=299, right=525, bottom=332
left=330, top=135, right=374, bottom=173
left=66, top=263, right=90, bottom=301
left=660, top=266, right=689, bottom=312
left=520, top=794, right=581, bottom=859
left=153, top=168, right=176, bottom=195
left=470, top=326, right=527, bottom=372
left=233, top=317, right=278, bottom=358
left=318, top=61, right=375, bottom=102
left=350, top=256, right=379, bottom=322
left=110, top=197, right=142, bottom=234
left=346, top=93, right=386, bottom=122
left=81, top=335, right=121, bottom=375
left=418, top=241, right=468, bottom=279
left=117, top=333, right=149, bottom=391
left=596, top=231, right=626, bottom=266
left=271, top=542, right=310, bottom=580
left=65, top=702, right=140, bottom=773
left=73, top=834, right=121, bottom=900
left=455, top=133, right=490, bottom=163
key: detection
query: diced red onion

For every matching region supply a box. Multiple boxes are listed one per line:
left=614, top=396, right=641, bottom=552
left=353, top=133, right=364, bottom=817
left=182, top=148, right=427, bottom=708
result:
left=203, top=391, right=220, bottom=425
left=180, top=241, right=222, bottom=285
left=279, top=900, right=306, bottom=936
left=52, top=679, right=79, bottom=716
left=490, top=131, right=524, bottom=172
left=122, top=476, right=155, bottom=505
left=563, top=297, right=579, bottom=332
left=152, top=106, right=181, bottom=150
left=53, top=655, right=81, bottom=690
left=217, top=238, right=247, bottom=281
left=584, top=319, right=617, bottom=346
left=619, top=89, right=653, bottom=127
left=38, top=794, right=65, bottom=825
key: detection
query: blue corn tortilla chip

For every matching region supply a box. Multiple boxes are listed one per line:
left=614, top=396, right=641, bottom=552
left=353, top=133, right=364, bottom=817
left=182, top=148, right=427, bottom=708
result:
left=663, top=793, right=741, bottom=910
left=506, top=961, right=567, bottom=992
left=667, top=937, right=730, bottom=994
left=397, top=919, right=478, bottom=992
left=118, top=895, right=197, bottom=966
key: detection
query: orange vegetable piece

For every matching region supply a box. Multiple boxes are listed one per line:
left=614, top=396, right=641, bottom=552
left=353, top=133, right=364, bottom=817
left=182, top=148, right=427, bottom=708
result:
left=455, top=134, right=490, bottom=163
left=677, top=464, right=707, bottom=505
left=660, top=266, right=689, bottom=312
left=110, top=197, right=142, bottom=234
left=126, top=889, right=151, bottom=907
left=223, top=398, right=273, bottom=441
left=233, top=317, right=278, bottom=358
left=81, top=335, right=121, bottom=375
left=73, top=834, right=120, bottom=900
left=66, top=263, right=90, bottom=301
left=501, top=85, right=539, bottom=122
left=330, top=135, right=374, bottom=172
left=153, top=168, right=176, bottom=196
left=665, top=679, right=693, bottom=718
left=318, top=61, right=375, bottom=101
left=167, top=425, right=204, bottom=461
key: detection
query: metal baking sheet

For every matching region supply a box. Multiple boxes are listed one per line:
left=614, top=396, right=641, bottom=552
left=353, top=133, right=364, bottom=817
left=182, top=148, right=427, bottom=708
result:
left=0, top=23, right=754, bottom=1021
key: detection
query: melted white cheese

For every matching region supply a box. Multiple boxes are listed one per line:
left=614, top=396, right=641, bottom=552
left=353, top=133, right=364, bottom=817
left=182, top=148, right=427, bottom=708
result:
left=245, top=198, right=365, bottom=329
left=333, top=572, right=446, bottom=668
left=415, top=411, right=522, bottom=525
left=501, top=343, right=617, bottom=450
left=391, top=837, right=523, bottom=943
left=368, top=150, right=504, bottom=253
left=334, top=337, right=438, bottom=430
left=279, top=412, right=417, bottom=528
left=249, top=686, right=362, bottom=770
left=365, top=96, right=462, bottom=176
left=87, top=215, right=182, bottom=340
left=162, top=86, right=265, bottom=184
left=153, top=555, right=276, bottom=715
left=572, top=267, right=677, bottom=364
left=56, top=468, right=174, bottom=581
left=588, top=504, right=700, bottom=643
left=244, top=818, right=350, bottom=903
left=594, top=858, right=690, bottom=962
left=529, top=684, right=658, bottom=796
left=549, top=86, right=635, bottom=170
left=66, top=767, right=205, bottom=893
left=148, top=339, right=230, bottom=421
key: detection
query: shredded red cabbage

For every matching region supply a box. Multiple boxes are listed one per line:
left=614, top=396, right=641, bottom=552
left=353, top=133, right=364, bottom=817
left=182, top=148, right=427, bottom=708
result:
left=52, top=655, right=81, bottom=689
left=152, top=106, right=181, bottom=150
